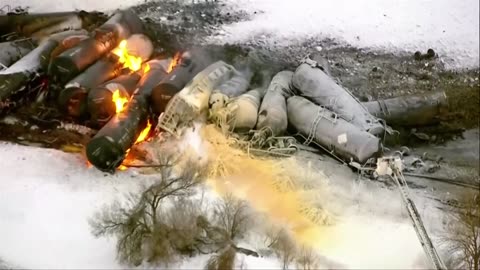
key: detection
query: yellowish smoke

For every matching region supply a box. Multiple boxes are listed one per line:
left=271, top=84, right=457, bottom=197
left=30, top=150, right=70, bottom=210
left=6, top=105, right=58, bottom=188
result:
left=197, top=124, right=332, bottom=249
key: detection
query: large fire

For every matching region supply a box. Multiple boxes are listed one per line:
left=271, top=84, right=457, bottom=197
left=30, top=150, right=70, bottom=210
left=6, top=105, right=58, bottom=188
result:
left=112, top=40, right=143, bottom=71
left=135, top=120, right=152, bottom=144
left=143, top=63, right=151, bottom=74
left=110, top=88, right=152, bottom=171
left=112, top=89, right=129, bottom=113
left=167, top=52, right=182, bottom=73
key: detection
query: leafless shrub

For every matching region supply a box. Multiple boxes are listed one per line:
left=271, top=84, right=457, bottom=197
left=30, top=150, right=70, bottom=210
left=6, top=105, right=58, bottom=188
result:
left=89, top=157, right=206, bottom=266
left=238, top=256, right=247, bottom=269
left=201, top=194, right=261, bottom=270
left=264, top=225, right=331, bottom=269
left=265, top=227, right=297, bottom=269
left=89, top=194, right=148, bottom=266
left=164, top=197, right=206, bottom=255
left=295, top=245, right=320, bottom=270
left=213, top=193, right=252, bottom=241
left=204, top=246, right=237, bottom=270
left=442, top=190, right=480, bottom=270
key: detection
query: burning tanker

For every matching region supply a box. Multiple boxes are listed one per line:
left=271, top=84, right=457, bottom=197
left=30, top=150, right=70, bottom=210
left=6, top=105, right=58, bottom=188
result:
left=87, top=48, right=190, bottom=128
left=0, top=6, right=449, bottom=178
left=151, top=49, right=213, bottom=116
left=57, top=55, right=123, bottom=119
left=57, top=33, right=153, bottom=120
left=86, top=58, right=171, bottom=172
left=48, top=9, right=143, bottom=84
left=87, top=72, right=143, bottom=127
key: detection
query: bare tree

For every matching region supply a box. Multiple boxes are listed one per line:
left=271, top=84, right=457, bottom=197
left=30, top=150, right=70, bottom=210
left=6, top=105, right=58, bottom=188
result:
left=204, top=246, right=237, bottom=270
left=213, top=193, right=252, bottom=241
left=295, top=245, right=319, bottom=270
left=89, top=157, right=206, bottom=266
left=89, top=193, right=149, bottom=265
left=266, top=228, right=297, bottom=270
left=442, top=191, right=480, bottom=270
left=200, top=193, right=261, bottom=270
left=238, top=256, right=247, bottom=270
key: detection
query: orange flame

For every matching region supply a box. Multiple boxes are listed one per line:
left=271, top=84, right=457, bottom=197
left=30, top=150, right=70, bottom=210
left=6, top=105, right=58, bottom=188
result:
left=134, top=120, right=152, bottom=144
left=118, top=165, right=128, bottom=171
left=167, top=52, right=182, bottom=73
left=112, top=40, right=143, bottom=71
left=143, top=63, right=151, bottom=74
left=112, top=89, right=129, bottom=114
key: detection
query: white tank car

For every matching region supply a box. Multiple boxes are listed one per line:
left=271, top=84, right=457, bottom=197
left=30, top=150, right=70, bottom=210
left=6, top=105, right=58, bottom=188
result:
left=287, top=95, right=381, bottom=163
left=158, top=60, right=236, bottom=137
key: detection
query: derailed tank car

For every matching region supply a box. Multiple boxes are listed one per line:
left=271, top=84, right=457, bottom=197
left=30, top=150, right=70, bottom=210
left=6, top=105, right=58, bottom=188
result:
left=86, top=58, right=171, bottom=172
left=48, top=9, right=143, bottom=83
left=256, top=71, right=294, bottom=137
left=287, top=96, right=381, bottom=163
left=292, top=57, right=385, bottom=135
left=151, top=49, right=213, bottom=115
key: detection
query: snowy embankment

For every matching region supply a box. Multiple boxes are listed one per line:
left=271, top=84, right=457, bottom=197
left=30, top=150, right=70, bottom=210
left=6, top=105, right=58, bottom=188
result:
left=214, top=0, right=479, bottom=69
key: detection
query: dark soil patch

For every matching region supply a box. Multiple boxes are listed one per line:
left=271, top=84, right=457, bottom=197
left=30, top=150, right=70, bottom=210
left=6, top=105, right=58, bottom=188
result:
left=0, top=104, right=92, bottom=149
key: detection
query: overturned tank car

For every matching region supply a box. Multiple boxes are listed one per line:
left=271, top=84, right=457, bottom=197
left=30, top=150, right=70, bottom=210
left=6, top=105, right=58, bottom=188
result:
left=292, top=57, right=385, bottom=135
left=363, top=91, right=449, bottom=126
left=86, top=58, right=171, bottom=172
left=157, top=60, right=236, bottom=137
left=287, top=95, right=382, bottom=163
left=255, top=70, right=294, bottom=137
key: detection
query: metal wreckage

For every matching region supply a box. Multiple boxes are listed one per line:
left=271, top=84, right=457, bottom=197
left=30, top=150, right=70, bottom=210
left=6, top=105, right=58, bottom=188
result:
left=0, top=7, right=451, bottom=269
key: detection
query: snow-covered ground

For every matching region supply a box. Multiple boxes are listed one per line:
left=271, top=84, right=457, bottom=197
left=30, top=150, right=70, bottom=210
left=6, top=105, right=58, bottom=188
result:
left=2, top=126, right=464, bottom=269
left=1, top=0, right=478, bottom=68
left=0, top=143, right=142, bottom=268
left=0, top=139, right=435, bottom=269
left=0, top=0, right=478, bottom=268
left=213, top=0, right=479, bottom=69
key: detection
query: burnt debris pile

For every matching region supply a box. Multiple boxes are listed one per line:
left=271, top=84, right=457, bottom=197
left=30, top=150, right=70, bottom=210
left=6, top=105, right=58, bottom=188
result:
left=0, top=8, right=452, bottom=173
